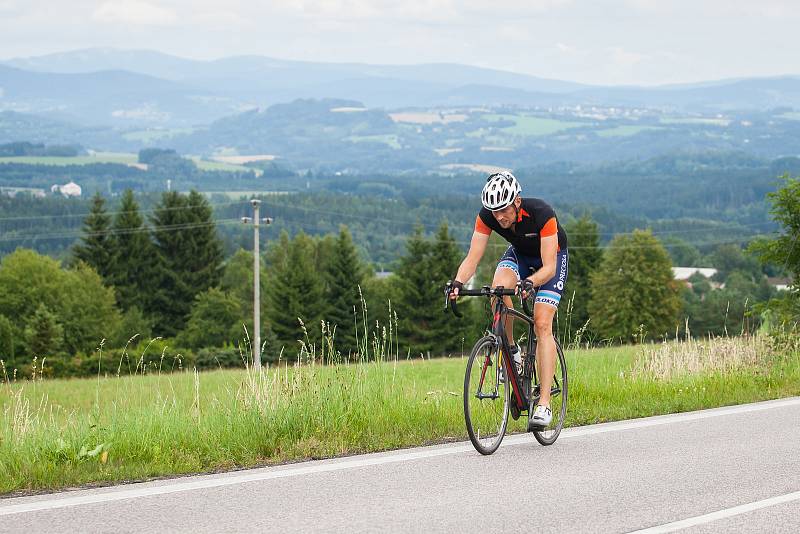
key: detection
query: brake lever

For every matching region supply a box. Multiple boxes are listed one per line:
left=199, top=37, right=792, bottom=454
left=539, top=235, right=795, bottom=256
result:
left=443, top=282, right=463, bottom=318
left=517, top=280, right=533, bottom=317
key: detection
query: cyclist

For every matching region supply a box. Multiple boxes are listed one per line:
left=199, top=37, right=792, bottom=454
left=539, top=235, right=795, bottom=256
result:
left=448, top=171, right=568, bottom=427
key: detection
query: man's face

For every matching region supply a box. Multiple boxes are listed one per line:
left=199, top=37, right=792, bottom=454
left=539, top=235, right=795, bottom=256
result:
left=492, top=202, right=517, bottom=228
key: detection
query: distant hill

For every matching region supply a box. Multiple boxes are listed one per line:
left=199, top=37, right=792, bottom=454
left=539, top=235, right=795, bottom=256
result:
left=0, top=110, right=117, bottom=146
left=0, top=64, right=242, bottom=126
left=3, top=48, right=800, bottom=127
left=3, top=47, right=587, bottom=93
left=577, top=76, right=800, bottom=111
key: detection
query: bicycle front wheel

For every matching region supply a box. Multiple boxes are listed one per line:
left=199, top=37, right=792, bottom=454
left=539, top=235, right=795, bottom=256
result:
left=464, top=336, right=510, bottom=455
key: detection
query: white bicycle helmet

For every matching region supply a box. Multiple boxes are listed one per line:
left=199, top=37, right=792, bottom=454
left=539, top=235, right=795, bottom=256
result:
left=481, top=171, right=521, bottom=211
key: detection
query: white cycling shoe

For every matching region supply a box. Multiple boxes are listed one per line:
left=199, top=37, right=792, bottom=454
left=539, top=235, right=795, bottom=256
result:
left=531, top=404, right=552, bottom=427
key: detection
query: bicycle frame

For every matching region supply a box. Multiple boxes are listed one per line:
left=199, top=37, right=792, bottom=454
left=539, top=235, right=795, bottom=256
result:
left=491, top=296, right=535, bottom=414
left=447, top=284, right=540, bottom=414
left=448, top=282, right=568, bottom=449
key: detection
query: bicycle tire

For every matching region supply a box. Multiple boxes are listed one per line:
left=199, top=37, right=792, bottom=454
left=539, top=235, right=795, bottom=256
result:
left=464, top=335, right=510, bottom=455
left=531, top=339, right=568, bottom=446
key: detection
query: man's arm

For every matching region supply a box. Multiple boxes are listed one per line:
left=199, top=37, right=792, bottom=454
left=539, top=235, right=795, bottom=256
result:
left=528, top=234, right=558, bottom=287
left=452, top=231, right=489, bottom=295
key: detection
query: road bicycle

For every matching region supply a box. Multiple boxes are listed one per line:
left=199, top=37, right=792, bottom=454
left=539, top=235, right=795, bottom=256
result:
left=445, top=282, right=568, bottom=455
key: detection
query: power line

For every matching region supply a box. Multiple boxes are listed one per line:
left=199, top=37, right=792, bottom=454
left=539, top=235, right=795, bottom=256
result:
left=0, top=191, right=780, bottom=247
left=0, top=198, right=250, bottom=223
left=251, top=197, right=776, bottom=237
left=0, top=188, right=777, bottom=241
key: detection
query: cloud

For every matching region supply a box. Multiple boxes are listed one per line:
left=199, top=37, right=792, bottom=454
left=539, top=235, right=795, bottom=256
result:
left=191, top=10, right=249, bottom=30
left=608, top=46, right=648, bottom=68
left=271, top=0, right=571, bottom=23
left=92, top=1, right=177, bottom=25
left=0, top=0, right=21, bottom=15
left=624, top=0, right=799, bottom=18
left=556, top=42, right=577, bottom=54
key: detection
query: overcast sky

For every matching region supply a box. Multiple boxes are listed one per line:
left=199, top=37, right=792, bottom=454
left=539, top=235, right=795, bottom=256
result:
left=1, top=0, right=798, bottom=86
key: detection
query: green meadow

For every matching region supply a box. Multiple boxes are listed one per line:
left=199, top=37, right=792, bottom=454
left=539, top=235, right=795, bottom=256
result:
left=1, top=334, right=797, bottom=495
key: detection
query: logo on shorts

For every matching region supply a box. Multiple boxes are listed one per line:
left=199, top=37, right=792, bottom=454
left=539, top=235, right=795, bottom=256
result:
left=536, top=295, right=559, bottom=307
left=556, top=254, right=567, bottom=291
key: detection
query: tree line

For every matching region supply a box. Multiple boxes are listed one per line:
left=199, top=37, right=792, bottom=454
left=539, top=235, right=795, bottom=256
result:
left=2, top=174, right=796, bottom=378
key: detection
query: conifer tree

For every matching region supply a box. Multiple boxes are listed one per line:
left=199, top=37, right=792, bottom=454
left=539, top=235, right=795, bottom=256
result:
left=323, top=226, right=365, bottom=355
left=264, top=232, right=326, bottom=352
left=150, top=190, right=224, bottom=336
left=429, top=222, right=471, bottom=353
left=73, top=192, right=114, bottom=282
left=186, top=190, right=224, bottom=289
left=110, top=190, right=154, bottom=313
left=395, top=225, right=438, bottom=355
left=149, top=191, right=190, bottom=335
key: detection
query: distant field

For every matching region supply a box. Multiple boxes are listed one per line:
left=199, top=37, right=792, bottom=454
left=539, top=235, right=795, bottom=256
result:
left=330, top=107, right=368, bottom=113
left=440, top=163, right=512, bottom=174
left=480, top=146, right=514, bottom=152
left=0, top=152, right=256, bottom=174
left=0, top=152, right=137, bottom=166
left=122, top=128, right=196, bottom=142
left=661, top=117, right=731, bottom=127
left=778, top=112, right=800, bottom=121
left=483, top=114, right=585, bottom=136
left=345, top=134, right=402, bottom=149
left=434, top=148, right=463, bottom=156
left=389, top=112, right=468, bottom=124
left=596, top=125, right=663, bottom=137
left=210, top=155, right=276, bottom=165
left=189, top=158, right=258, bottom=174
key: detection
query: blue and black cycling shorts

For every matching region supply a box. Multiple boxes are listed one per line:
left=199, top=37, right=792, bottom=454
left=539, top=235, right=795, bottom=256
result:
left=495, top=246, right=569, bottom=308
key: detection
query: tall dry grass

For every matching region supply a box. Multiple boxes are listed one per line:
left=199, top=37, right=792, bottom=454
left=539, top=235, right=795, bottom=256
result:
left=632, top=333, right=774, bottom=380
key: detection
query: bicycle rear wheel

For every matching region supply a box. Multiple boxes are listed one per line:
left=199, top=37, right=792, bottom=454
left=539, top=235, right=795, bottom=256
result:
left=464, top=336, right=510, bottom=455
left=531, top=339, right=568, bottom=446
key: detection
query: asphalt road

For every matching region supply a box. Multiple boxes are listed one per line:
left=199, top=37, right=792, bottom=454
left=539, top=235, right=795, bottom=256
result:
left=2, top=397, right=799, bottom=533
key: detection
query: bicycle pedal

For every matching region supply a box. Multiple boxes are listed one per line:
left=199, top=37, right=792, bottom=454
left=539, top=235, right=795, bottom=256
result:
left=527, top=421, right=546, bottom=432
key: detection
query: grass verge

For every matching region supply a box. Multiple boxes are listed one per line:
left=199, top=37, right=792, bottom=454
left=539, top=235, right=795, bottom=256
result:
left=1, top=337, right=798, bottom=495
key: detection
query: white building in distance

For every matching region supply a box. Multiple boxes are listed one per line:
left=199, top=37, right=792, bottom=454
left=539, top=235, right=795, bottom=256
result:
left=51, top=181, right=82, bottom=197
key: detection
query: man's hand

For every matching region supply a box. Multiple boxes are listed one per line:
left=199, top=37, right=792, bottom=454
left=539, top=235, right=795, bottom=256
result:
left=447, top=280, right=463, bottom=301
left=519, top=278, right=535, bottom=300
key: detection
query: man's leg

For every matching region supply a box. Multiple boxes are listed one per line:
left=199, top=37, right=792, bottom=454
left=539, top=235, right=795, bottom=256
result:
left=492, top=267, right=518, bottom=347
left=534, top=302, right=557, bottom=407
left=493, top=247, right=521, bottom=348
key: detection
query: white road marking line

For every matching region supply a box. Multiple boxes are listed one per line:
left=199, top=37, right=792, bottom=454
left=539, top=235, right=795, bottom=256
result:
left=1, top=396, right=799, bottom=517
left=630, top=490, right=800, bottom=533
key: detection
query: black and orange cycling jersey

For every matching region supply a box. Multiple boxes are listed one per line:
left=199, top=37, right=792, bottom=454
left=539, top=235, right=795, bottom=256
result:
left=475, top=197, right=568, bottom=257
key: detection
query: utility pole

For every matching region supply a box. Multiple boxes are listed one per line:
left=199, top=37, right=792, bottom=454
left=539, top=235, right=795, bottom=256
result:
left=241, top=199, right=273, bottom=370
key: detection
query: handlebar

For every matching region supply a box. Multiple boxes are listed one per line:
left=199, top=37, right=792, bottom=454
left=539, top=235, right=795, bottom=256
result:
left=444, top=282, right=533, bottom=318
